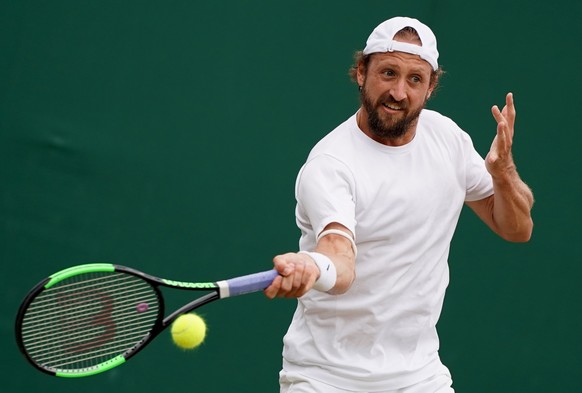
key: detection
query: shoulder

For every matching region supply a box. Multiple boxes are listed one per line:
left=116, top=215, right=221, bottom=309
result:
left=419, top=109, right=463, bottom=132
left=309, top=114, right=358, bottom=156
left=296, top=115, right=359, bottom=188
left=302, top=114, right=361, bottom=170
left=418, top=109, right=473, bottom=144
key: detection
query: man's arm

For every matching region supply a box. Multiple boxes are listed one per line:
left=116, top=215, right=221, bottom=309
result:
left=466, top=93, right=534, bottom=242
left=264, top=222, right=356, bottom=299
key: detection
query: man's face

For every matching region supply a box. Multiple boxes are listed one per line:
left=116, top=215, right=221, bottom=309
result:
left=357, top=50, right=434, bottom=144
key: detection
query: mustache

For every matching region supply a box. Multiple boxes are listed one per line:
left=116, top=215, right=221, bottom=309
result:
left=378, top=94, right=409, bottom=109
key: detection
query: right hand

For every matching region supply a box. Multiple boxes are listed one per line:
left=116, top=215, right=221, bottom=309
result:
left=264, top=252, right=320, bottom=299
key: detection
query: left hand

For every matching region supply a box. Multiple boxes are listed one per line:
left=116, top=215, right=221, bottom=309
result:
left=487, top=92, right=517, bottom=178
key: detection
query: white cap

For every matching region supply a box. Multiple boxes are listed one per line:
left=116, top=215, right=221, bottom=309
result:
left=363, top=17, right=439, bottom=71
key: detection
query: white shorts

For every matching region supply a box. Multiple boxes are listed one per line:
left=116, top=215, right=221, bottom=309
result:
left=279, top=370, right=454, bottom=393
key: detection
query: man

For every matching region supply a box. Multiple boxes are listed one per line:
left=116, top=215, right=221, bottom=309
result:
left=264, top=16, right=534, bottom=393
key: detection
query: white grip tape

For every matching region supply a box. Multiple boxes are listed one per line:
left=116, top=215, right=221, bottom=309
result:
left=299, top=251, right=337, bottom=292
left=216, top=280, right=229, bottom=298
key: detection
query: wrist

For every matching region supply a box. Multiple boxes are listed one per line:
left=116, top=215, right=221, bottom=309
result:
left=298, top=251, right=337, bottom=292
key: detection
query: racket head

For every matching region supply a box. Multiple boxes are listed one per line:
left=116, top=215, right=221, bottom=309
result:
left=15, top=263, right=165, bottom=377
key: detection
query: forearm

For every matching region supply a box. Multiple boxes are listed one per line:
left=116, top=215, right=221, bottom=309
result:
left=490, top=168, right=534, bottom=242
left=314, top=244, right=356, bottom=295
left=264, top=225, right=356, bottom=299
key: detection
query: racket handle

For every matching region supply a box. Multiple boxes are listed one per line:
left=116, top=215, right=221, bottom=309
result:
left=218, top=269, right=279, bottom=298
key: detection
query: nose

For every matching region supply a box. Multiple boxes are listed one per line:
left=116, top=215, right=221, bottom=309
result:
left=390, top=79, right=407, bottom=102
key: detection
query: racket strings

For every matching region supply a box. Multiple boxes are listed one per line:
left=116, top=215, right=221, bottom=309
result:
left=24, top=275, right=143, bottom=313
left=23, top=279, right=156, bottom=333
left=20, top=271, right=161, bottom=372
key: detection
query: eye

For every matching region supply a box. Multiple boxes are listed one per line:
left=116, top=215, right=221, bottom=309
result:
left=383, top=69, right=396, bottom=77
left=410, top=75, right=422, bottom=84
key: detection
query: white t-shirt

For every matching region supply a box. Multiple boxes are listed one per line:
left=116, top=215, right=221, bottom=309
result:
left=282, top=109, right=493, bottom=391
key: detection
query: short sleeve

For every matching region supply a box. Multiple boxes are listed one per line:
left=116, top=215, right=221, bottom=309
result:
left=295, top=154, right=357, bottom=239
left=462, top=133, right=494, bottom=202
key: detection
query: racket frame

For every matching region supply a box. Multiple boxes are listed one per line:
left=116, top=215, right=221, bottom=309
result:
left=15, top=263, right=276, bottom=378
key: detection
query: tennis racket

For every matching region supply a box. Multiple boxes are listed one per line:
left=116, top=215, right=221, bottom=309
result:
left=15, top=263, right=278, bottom=378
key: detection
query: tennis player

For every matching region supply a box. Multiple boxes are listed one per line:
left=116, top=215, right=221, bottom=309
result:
left=264, top=16, right=534, bottom=393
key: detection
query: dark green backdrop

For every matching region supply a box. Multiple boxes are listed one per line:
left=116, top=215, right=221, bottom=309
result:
left=2, top=1, right=580, bottom=392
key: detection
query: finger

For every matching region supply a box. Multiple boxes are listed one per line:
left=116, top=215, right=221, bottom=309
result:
left=286, top=261, right=306, bottom=298
left=268, top=254, right=297, bottom=298
left=294, top=258, right=306, bottom=286
left=491, top=104, right=512, bottom=142
left=273, top=254, right=295, bottom=277
left=263, top=275, right=283, bottom=299
left=505, top=92, right=515, bottom=115
left=496, top=120, right=508, bottom=153
left=491, top=105, right=504, bottom=124
left=279, top=272, right=295, bottom=294
left=504, top=92, right=516, bottom=132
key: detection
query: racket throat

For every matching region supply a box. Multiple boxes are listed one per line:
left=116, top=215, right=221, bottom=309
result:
left=162, top=292, right=219, bottom=327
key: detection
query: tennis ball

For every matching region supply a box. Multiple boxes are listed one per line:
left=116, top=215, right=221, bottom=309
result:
left=171, top=313, right=207, bottom=350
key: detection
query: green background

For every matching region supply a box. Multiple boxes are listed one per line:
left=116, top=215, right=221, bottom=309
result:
left=1, top=0, right=580, bottom=391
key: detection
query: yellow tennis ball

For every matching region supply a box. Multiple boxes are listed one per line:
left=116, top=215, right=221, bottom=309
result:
left=171, top=313, right=207, bottom=350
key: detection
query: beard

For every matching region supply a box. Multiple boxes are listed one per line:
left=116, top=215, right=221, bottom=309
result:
left=360, top=86, right=426, bottom=140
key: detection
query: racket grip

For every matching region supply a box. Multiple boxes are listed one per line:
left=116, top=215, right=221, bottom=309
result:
left=219, top=269, right=279, bottom=298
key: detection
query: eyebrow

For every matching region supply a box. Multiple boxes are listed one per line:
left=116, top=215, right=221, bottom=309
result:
left=374, top=56, right=431, bottom=74
left=408, top=66, right=430, bottom=75
left=377, top=62, right=430, bottom=77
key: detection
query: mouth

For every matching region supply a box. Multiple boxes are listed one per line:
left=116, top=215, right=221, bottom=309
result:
left=379, top=95, right=407, bottom=112
left=382, top=102, right=404, bottom=111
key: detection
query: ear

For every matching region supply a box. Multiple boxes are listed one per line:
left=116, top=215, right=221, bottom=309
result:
left=427, top=70, right=440, bottom=100
left=356, top=61, right=366, bottom=88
